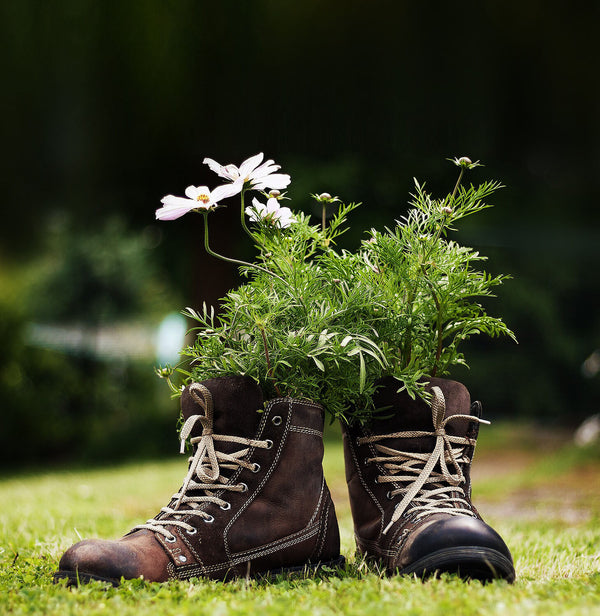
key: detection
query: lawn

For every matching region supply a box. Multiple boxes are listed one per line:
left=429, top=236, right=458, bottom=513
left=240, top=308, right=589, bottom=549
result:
left=1, top=423, right=599, bottom=615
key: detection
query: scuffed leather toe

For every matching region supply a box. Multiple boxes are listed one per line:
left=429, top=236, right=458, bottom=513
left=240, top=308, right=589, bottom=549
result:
left=55, top=530, right=170, bottom=585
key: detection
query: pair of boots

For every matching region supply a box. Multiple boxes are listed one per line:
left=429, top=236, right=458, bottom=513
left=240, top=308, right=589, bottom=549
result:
left=55, top=375, right=515, bottom=585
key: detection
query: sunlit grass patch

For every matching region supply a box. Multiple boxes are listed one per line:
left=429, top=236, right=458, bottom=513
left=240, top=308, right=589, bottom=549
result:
left=1, top=423, right=599, bottom=616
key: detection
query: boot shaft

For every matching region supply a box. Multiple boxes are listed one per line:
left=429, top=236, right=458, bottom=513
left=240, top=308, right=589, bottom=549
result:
left=342, top=378, right=483, bottom=543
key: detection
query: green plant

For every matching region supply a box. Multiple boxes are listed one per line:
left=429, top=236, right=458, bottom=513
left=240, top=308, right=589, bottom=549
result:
left=157, top=155, right=515, bottom=421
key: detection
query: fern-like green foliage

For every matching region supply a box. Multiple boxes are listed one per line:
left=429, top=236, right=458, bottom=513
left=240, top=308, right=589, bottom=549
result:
left=172, top=163, right=515, bottom=422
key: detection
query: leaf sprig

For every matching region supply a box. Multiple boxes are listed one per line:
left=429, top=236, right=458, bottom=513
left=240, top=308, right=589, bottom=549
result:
left=165, top=160, right=515, bottom=422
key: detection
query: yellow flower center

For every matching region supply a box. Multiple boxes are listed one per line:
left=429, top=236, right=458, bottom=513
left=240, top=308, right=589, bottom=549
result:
left=196, top=194, right=210, bottom=203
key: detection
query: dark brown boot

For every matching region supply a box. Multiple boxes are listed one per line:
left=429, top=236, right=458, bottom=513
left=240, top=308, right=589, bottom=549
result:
left=342, top=376, right=515, bottom=582
left=55, top=376, right=343, bottom=585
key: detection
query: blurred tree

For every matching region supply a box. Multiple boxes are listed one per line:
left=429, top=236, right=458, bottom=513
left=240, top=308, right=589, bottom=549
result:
left=1, top=0, right=598, bottom=428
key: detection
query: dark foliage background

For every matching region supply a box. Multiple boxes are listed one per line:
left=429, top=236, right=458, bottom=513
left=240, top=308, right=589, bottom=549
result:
left=2, top=1, right=599, bottom=468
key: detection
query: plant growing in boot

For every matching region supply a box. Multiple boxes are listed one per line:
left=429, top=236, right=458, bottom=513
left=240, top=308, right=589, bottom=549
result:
left=55, top=153, right=516, bottom=585
left=161, top=154, right=514, bottom=422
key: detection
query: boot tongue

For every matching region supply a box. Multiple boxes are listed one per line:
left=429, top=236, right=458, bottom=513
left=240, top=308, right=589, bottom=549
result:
left=370, top=376, right=472, bottom=451
left=180, top=375, right=264, bottom=443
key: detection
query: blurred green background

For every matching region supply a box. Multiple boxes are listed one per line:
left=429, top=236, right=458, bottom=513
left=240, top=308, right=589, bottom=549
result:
left=2, top=1, right=599, bottom=470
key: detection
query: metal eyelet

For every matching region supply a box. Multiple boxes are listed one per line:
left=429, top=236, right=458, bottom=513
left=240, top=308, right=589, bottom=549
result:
left=265, top=439, right=273, bottom=449
left=386, top=491, right=394, bottom=500
left=364, top=458, right=370, bottom=466
left=272, top=415, right=282, bottom=426
left=251, top=463, right=261, bottom=473
left=239, top=482, right=248, bottom=492
left=178, top=555, right=187, bottom=563
left=203, top=515, right=215, bottom=524
left=165, top=534, right=177, bottom=543
left=220, top=502, right=231, bottom=510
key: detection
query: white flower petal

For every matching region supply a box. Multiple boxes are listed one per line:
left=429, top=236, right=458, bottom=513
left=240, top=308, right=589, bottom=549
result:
left=245, top=205, right=259, bottom=222
left=185, top=185, right=208, bottom=200
left=265, top=197, right=280, bottom=214
left=239, top=153, right=264, bottom=178
left=251, top=197, right=267, bottom=215
left=160, top=195, right=193, bottom=207
left=252, top=173, right=291, bottom=191
left=203, top=157, right=223, bottom=175
left=252, top=160, right=279, bottom=178
left=203, top=157, right=240, bottom=181
left=221, top=164, right=240, bottom=180
left=211, top=181, right=243, bottom=202
left=276, top=207, right=295, bottom=228
left=156, top=196, right=197, bottom=220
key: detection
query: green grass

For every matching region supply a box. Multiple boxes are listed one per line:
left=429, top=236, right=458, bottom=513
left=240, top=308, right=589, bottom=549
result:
left=1, top=425, right=599, bottom=615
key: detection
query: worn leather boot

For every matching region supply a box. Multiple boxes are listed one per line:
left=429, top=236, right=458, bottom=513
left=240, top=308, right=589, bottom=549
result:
left=342, top=376, right=515, bottom=582
left=55, top=376, right=343, bottom=585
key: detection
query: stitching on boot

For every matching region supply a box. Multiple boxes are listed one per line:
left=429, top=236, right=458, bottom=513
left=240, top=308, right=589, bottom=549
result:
left=315, top=499, right=331, bottom=559
left=176, top=523, right=322, bottom=577
left=209, top=524, right=322, bottom=573
left=289, top=425, right=323, bottom=437
left=349, top=428, right=385, bottom=538
left=268, top=398, right=324, bottom=412
left=307, top=475, right=326, bottom=526
left=174, top=524, right=321, bottom=580
left=223, top=399, right=292, bottom=559
left=177, top=528, right=205, bottom=567
left=167, top=561, right=176, bottom=580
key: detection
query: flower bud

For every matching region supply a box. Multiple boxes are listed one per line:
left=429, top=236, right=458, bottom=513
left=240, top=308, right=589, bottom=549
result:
left=319, top=192, right=332, bottom=201
left=442, top=206, right=453, bottom=215
left=155, top=366, right=173, bottom=379
left=458, top=157, right=472, bottom=166
left=269, top=190, right=281, bottom=198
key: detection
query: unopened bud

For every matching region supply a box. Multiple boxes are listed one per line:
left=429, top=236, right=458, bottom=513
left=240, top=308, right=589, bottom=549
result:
left=319, top=192, right=332, bottom=201
left=155, top=366, right=173, bottom=379
left=442, top=206, right=453, bottom=215
left=458, top=157, right=472, bottom=166
left=269, top=190, right=281, bottom=198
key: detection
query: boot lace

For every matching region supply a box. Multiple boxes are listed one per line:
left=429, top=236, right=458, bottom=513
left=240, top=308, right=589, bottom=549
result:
left=358, top=386, right=490, bottom=535
left=134, top=383, right=271, bottom=540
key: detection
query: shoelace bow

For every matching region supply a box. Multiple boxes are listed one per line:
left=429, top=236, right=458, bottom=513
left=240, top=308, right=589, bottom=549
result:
left=358, top=386, right=490, bottom=535
left=135, top=383, right=270, bottom=540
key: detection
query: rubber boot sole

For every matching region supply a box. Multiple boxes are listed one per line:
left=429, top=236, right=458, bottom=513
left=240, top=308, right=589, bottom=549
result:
left=397, top=546, right=515, bottom=583
left=53, top=555, right=346, bottom=586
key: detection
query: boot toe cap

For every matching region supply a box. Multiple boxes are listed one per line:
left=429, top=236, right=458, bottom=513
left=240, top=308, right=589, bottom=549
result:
left=395, top=515, right=515, bottom=582
left=55, top=531, right=169, bottom=585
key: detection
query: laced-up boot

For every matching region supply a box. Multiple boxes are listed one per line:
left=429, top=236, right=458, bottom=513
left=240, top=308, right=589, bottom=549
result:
left=342, top=376, right=515, bottom=582
left=55, top=376, right=343, bottom=585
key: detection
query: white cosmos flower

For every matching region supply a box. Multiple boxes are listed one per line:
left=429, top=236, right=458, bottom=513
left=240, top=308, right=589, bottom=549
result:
left=203, top=152, right=291, bottom=192
left=155, top=183, right=241, bottom=221
left=246, top=197, right=296, bottom=228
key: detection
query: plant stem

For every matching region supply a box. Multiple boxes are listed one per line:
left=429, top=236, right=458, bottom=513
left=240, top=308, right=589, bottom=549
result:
left=322, top=203, right=327, bottom=233
left=403, top=166, right=466, bottom=370
left=201, top=212, right=285, bottom=283
left=430, top=166, right=465, bottom=249
left=239, top=186, right=254, bottom=240
left=422, top=268, right=443, bottom=377
left=450, top=167, right=465, bottom=206
left=258, top=323, right=281, bottom=397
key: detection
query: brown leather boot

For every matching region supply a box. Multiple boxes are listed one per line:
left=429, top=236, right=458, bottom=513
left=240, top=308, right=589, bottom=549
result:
left=55, top=376, right=343, bottom=585
left=342, top=376, right=515, bottom=582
